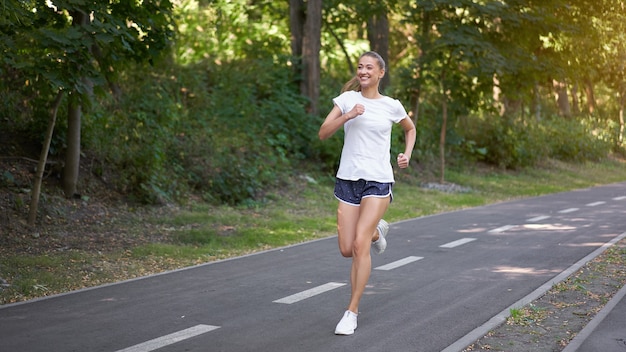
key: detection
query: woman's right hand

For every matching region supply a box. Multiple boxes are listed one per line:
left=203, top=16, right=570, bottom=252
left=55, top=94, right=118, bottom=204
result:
left=347, top=104, right=365, bottom=119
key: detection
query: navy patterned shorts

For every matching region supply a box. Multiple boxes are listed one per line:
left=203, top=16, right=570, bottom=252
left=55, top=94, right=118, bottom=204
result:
left=334, top=178, right=393, bottom=206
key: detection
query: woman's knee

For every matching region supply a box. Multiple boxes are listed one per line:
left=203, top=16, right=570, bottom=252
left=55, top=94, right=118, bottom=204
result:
left=338, top=241, right=353, bottom=257
left=339, top=247, right=353, bottom=257
left=351, top=238, right=369, bottom=258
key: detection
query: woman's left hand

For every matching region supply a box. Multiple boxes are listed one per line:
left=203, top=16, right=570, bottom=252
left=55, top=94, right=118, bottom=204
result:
left=397, top=153, right=410, bottom=169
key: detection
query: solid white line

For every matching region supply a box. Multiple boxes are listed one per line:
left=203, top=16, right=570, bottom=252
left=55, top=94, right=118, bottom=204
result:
left=586, top=201, right=605, bottom=207
left=440, top=238, right=476, bottom=248
left=527, top=215, right=550, bottom=222
left=488, top=225, right=516, bottom=234
left=559, top=208, right=579, bottom=214
left=562, top=282, right=626, bottom=352
left=613, top=196, right=626, bottom=201
left=441, top=231, right=626, bottom=352
left=115, top=324, right=220, bottom=352
left=273, top=282, right=346, bottom=304
left=375, top=256, right=424, bottom=271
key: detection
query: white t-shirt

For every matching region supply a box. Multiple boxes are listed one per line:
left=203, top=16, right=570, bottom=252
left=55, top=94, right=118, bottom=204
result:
left=332, top=90, right=408, bottom=183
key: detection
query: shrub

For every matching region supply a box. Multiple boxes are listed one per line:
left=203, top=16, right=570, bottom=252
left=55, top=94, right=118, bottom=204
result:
left=462, top=116, right=545, bottom=168
left=544, top=116, right=613, bottom=162
left=462, top=114, right=613, bottom=169
left=84, top=57, right=316, bottom=205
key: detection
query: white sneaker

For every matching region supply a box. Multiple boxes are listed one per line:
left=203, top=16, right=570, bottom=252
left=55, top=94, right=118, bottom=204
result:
left=335, top=310, right=358, bottom=335
left=372, top=219, right=389, bottom=254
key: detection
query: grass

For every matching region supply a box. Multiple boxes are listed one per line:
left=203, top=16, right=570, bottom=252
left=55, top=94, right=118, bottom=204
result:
left=1, top=158, right=626, bottom=305
left=508, top=304, right=548, bottom=326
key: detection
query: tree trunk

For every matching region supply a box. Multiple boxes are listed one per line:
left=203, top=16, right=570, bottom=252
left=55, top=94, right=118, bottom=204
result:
left=289, top=0, right=305, bottom=83
left=571, top=83, right=580, bottom=115
left=412, top=9, right=432, bottom=126
left=553, top=80, right=571, bottom=118
left=533, top=82, right=542, bottom=120
left=29, top=91, right=64, bottom=226
left=619, top=84, right=625, bottom=145
left=62, top=9, right=90, bottom=198
left=367, top=11, right=390, bottom=91
left=440, top=89, right=447, bottom=184
left=301, top=0, right=321, bottom=115
left=63, top=93, right=81, bottom=198
left=439, top=62, right=449, bottom=184
left=584, top=78, right=597, bottom=114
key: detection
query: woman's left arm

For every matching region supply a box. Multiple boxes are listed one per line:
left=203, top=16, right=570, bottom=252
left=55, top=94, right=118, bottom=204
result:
left=396, top=116, right=416, bottom=169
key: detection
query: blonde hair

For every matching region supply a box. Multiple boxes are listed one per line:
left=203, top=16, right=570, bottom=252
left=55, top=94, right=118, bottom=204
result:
left=341, top=51, right=386, bottom=93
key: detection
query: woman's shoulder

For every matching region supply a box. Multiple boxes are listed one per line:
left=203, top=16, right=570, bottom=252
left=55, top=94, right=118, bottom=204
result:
left=379, top=95, right=408, bottom=118
left=379, top=95, right=403, bottom=106
left=338, top=90, right=360, bottom=98
left=334, top=90, right=360, bottom=104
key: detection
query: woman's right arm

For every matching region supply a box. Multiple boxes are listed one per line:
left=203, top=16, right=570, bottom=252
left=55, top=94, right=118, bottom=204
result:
left=318, top=105, right=362, bottom=140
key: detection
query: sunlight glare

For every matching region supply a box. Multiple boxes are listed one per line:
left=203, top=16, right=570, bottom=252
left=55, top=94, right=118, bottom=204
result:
left=493, top=266, right=560, bottom=275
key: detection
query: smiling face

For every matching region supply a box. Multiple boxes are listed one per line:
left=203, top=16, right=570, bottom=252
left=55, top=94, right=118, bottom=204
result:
left=357, top=55, right=385, bottom=90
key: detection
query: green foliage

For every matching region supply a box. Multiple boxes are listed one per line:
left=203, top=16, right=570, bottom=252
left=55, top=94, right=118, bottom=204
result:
left=175, top=0, right=290, bottom=64
left=84, top=56, right=315, bottom=204
left=182, top=58, right=315, bottom=204
left=86, top=79, right=184, bottom=203
left=1, top=0, right=176, bottom=95
left=545, top=117, right=613, bottom=162
left=2, top=0, right=626, bottom=206
left=462, top=114, right=614, bottom=169
left=473, top=116, right=546, bottom=169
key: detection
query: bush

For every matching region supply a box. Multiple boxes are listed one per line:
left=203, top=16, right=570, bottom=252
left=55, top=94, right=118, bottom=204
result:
left=461, top=116, right=541, bottom=168
left=84, top=57, right=316, bottom=205
left=544, top=117, right=613, bottom=162
left=462, top=115, right=612, bottom=169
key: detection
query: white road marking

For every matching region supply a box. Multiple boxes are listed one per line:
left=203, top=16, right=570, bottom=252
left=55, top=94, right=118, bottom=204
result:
left=440, top=238, right=477, bottom=248
left=115, top=324, right=220, bottom=352
left=586, top=201, right=605, bottom=207
left=375, top=256, right=424, bottom=271
left=273, top=282, right=346, bottom=304
left=614, top=196, right=626, bottom=200
left=558, top=208, right=579, bottom=214
left=488, top=225, right=516, bottom=234
left=527, top=215, right=550, bottom=222
left=442, top=231, right=626, bottom=352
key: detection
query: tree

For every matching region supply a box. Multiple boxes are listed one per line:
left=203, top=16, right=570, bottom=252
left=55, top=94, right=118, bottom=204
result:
left=409, top=0, right=508, bottom=182
left=290, top=0, right=305, bottom=83
left=367, top=14, right=390, bottom=90
left=290, top=0, right=324, bottom=115
left=548, top=0, right=626, bottom=143
left=2, top=0, right=175, bottom=221
left=301, top=0, right=322, bottom=115
left=590, top=0, right=626, bottom=142
left=28, top=91, right=64, bottom=226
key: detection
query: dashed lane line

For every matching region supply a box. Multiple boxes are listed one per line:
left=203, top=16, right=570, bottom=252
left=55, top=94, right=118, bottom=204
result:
left=440, top=238, right=477, bottom=248
left=442, top=231, right=626, bottom=352
left=375, top=256, right=424, bottom=271
left=613, top=196, right=626, bottom=201
left=488, top=225, right=516, bottom=234
left=586, top=201, right=606, bottom=207
left=559, top=208, right=579, bottom=214
left=273, top=282, right=346, bottom=304
left=527, top=215, right=551, bottom=222
left=115, top=324, right=220, bottom=352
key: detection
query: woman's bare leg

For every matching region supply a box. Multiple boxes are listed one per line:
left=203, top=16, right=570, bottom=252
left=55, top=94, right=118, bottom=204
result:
left=337, top=202, right=360, bottom=258
left=338, top=197, right=390, bottom=314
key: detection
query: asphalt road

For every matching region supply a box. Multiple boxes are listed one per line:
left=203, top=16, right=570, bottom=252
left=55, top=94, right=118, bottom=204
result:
left=2, top=182, right=626, bottom=352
